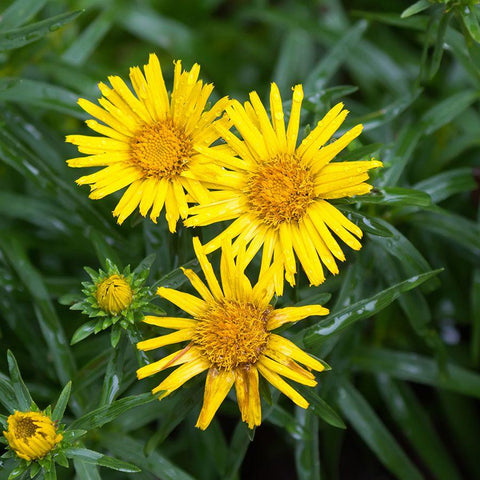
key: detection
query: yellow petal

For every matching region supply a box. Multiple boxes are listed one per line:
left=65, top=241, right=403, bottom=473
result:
left=268, top=305, right=329, bottom=330
left=196, top=368, right=235, bottom=430
left=136, top=328, right=195, bottom=351
left=157, top=287, right=207, bottom=317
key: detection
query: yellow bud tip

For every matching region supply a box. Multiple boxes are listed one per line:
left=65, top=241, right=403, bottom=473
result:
left=95, top=274, right=133, bottom=314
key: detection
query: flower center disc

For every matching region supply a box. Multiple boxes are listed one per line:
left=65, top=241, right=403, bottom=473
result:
left=194, top=300, right=272, bottom=370
left=14, top=417, right=39, bottom=440
left=246, top=154, right=316, bottom=228
left=130, top=120, right=193, bottom=178
left=96, top=274, right=133, bottom=314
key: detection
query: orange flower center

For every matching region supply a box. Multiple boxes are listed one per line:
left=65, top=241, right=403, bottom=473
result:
left=130, top=120, right=192, bottom=178
left=193, top=300, right=272, bottom=370
left=96, top=274, right=133, bottom=314
left=246, top=154, right=316, bottom=228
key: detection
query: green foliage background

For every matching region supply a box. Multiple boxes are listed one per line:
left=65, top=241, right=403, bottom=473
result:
left=1, top=0, right=480, bottom=479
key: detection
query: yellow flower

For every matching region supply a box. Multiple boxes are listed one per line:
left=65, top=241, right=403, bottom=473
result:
left=66, top=54, right=230, bottom=231
left=3, top=411, right=62, bottom=461
left=96, top=274, right=133, bottom=314
left=136, top=238, right=329, bottom=430
left=184, top=83, right=382, bottom=294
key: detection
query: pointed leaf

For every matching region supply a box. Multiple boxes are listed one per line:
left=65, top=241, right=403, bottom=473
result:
left=64, top=448, right=140, bottom=473
left=303, top=270, right=442, bottom=348
left=52, top=381, right=71, bottom=422
left=7, top=351, right=33, bottom=411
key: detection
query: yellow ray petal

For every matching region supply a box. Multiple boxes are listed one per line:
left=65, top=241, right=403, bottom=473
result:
left=300, top=214, right=339, bottom=274
left=85, top=119, right=130, bottom=141
left=278, top=223, right=296, bottom=285
left=136, top=344, right=200, bottom=379
left=143, top=316, right=197, bottom=329
left=157, top=286, right=207, bottom=317
left=192, top=237, right=224, bottom=300
left=67, top=151, right=130, bottom=168
left=136, top=328, right=195, bottom=351
left=143, top=53, right=169, bottom=121
left=164, top=182, right=180, bottom=232
left=196, top=368, right=235, bottom=430
left=112, top=180, right=144, bottom=225
left=181, top=267, right=214, bottom=302
left=286, top=84, right=303, bottom=152
left=257, top=363, right=309, bottom=408
left=268, top=304, right=329, bottom=330
left=258, top=356, right=316, bottom=386
left=249, top=90, right=280, bottom=155
left=307, top=208, right=345, bottom=261
left=138, top=177, right=158, bottom=217
left=269, top=82, right=287, bottom=150
left=291, top=224, right=325, bottom=286
left=268, top=334, right=325, bottom=372
left=152, top=356, right=210, bottom=397
left=149, top=178, right=169, bottom=223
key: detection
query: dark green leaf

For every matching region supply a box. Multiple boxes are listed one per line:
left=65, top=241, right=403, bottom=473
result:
left=69, top=392, right=155, bottom=430
left=106, top=434, right=195, bottom=480
left=420, top=90, right=479, bottom=135
left=64, top=448, right=140, bottom=473
left=401, top=0, right=431, bottom=18
left=0, top=0, right=47, bottom=30
left=0, top=78, right=81, bottom=117
left=413, top=167, right=476, bottom=204
left=0, top=10, right=82, bottom=50
left=0, top=375, right=17, bottom=412
left=52, top=381, right=71, bottom=422
left=472, top=269, right=480, bottom=365
left=305, top=20, right=368, bottom=92
left=71, top=321, right=97, bottom=345
left=353, top=187, right=431, bottom=207
left=340, top=210, right=394, bottom=237
left=354, top=348, right=480, bottom=398
left=460, top=5, right=480, bottom=43
left=336, top=379, right=423, bottom=480
left=72, top=459, right=101, bottom=480
left=7, top=350, right=33, bottom=411
left=377, top=376, right=462, bottom=480
left=297, top=386, right=346, bottom=429
left=294, top=409, right=321, bottom=480
left=303, top=270, right=442, bottom=348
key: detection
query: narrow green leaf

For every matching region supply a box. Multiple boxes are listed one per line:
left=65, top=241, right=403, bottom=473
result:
left=106, top=434, right=195, bottom=480
left=64, top=448, right=140, bottom=473
left=225, top=422, right=253, bottom=480
left=413, top=167, right=476, bottom=204
left=401, top=0, right=431, bottom=18
left=354, top=347, right=480, bottom=398
left=377, top=376, right=462, bottom=480
left=52, top=382, right=71, bottom=422
left=43, top=466, right=57, bottom=480
left=303, top=270, right=442, bottom=348
left=69, top=393, right=155, bottom=430
left=294, top=409, right=321, bottom=480
left=62, top=9, right=115, bottom=66
left=368, top=219, right=434, bottom=283
left=420, top=90, right=479, bottom=135
left=0, top=376, right=17, bottom=412
left=381, top=125, right=423, bottom=187
left=297, top=386, right=346, bottom=429
left=7, top=351, right=33, bottom=411
left=471, top=269, right=480, bottom=365
left=305, top=20, right=368, bottom=92
left=72, top=459, right=101, bottom=480
left=408, top=208, right=480, bottom=258
left=0, top=78, right=81, bottom=117
left=71, top=321, right=97, bottom=345
left=99, top=335, right=126, bottom=406
left=0, top=10, right=82, bottom=50
left=152, top=259, right=199, bottom=290
left=461, top=5, right=480, bottom=43
left=352, top=187, right=431, bottom=207
left=336, top=379, right=424, bottom=480
left=429, top=10, right=451, bottom=79
left=350, top=89, right=421, bottom=132
left=0, top=0, right=47, bottom=30
left=340, top=210, right=394, bottom=237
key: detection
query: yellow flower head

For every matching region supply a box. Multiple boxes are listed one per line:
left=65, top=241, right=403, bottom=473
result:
left=66, top=54, right=230, bottom=231
left=185, top=83, right=382, bottom=294
left=136, top=238, right=329, bottom=430
left=3, top=411, right=62, bottom=461
left=96, top=274, right=133, bottom=314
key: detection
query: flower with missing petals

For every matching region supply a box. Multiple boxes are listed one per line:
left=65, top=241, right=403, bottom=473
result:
left=66, top=54, right=230, bottom=231
left=185, top=83, right=382, bottom=294
left=136, top=238, right=329, bottom=430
